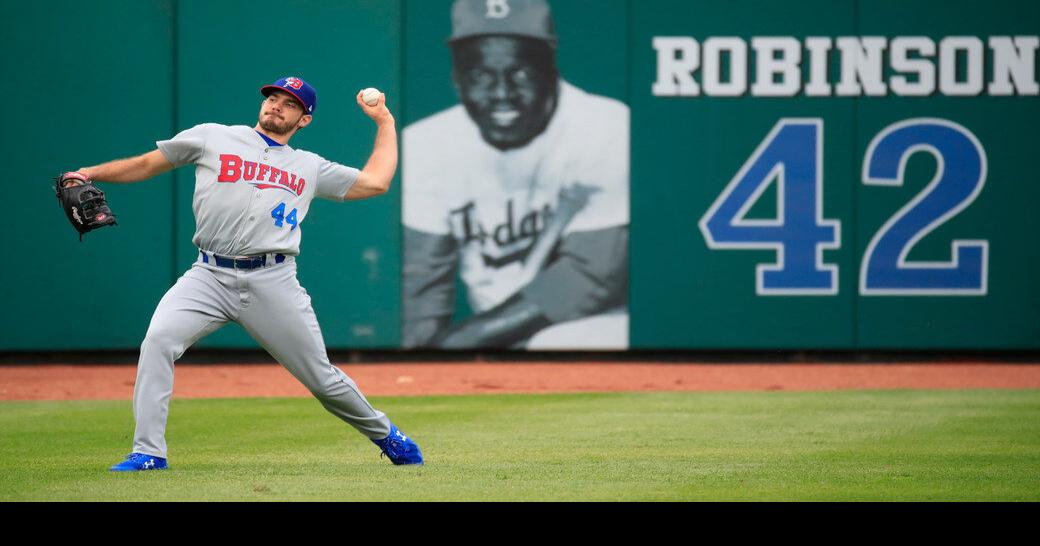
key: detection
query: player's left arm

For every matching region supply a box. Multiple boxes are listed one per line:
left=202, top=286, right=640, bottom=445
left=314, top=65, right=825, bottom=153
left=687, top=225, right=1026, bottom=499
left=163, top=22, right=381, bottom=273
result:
left=346, top=90, right=398, bottom=201
left=431, top=226, right=628, bottom=349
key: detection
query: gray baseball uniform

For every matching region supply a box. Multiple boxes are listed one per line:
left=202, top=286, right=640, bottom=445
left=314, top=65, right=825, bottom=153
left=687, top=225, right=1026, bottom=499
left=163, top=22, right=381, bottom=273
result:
left=130, top=123, right=391, bottom=458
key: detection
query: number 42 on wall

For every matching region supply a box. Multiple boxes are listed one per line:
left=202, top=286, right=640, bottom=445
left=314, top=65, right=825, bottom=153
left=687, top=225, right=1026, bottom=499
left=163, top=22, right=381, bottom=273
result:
left=699, top=118, right=988, bottom=297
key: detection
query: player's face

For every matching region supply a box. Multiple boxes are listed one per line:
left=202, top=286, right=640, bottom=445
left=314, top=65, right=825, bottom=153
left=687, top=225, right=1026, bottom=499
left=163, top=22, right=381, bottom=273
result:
left=452, top=36, right=559, bottom=150
left=259, top=91, right=310, bottom=135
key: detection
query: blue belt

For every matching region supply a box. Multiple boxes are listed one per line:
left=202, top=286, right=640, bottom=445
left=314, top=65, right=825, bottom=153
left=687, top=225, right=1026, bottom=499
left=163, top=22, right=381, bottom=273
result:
left=199, top=250, right=286, bottom=269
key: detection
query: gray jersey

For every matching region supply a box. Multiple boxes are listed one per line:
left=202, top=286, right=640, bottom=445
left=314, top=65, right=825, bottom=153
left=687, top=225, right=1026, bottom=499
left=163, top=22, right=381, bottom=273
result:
left=157, top=123, right=359, bottom=256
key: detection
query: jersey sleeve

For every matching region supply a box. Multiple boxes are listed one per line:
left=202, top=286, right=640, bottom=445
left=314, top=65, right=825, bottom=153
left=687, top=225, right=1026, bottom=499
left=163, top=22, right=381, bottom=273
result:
left=314, top=158, right=360, bottom=202
left=155, top=124, right=210, bottom=167
left=562, top=101, right=630, bottom=233
left=521, top=225, right=628, bottom=322
left=402, top=121, right=455, bottom=235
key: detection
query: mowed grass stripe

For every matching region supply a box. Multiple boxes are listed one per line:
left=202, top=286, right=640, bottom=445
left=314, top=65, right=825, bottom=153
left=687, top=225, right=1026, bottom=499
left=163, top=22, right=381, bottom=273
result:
left=0, top=390, right=1037, bottom=501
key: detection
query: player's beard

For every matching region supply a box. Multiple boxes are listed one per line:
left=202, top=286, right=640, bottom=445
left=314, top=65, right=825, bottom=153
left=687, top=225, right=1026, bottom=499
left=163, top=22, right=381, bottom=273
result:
left=259, top=112, right=296, bottom=136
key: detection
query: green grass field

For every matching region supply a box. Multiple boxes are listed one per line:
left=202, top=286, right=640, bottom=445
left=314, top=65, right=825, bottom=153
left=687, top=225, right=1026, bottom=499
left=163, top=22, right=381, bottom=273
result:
left=1, top=390, right=1038, bottom=501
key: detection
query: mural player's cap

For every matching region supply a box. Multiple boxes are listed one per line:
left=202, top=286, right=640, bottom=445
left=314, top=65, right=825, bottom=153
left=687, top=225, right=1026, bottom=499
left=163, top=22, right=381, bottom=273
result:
left=448, top=0, right=557, bottom=48
left=260, top=76, right=317, bottom=115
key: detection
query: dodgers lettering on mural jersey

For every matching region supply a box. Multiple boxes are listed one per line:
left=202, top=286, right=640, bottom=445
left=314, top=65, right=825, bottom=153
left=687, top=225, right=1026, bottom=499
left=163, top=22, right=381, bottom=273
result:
left=449, top=199, right=554, bottom=268
left=156, top=123, right=359, bottom=257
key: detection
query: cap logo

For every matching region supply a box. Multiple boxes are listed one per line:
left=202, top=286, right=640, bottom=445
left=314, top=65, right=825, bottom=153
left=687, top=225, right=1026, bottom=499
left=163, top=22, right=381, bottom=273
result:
left=284, top=77, right=304, bottom=90
left=485, top=0, right=510, bottom=19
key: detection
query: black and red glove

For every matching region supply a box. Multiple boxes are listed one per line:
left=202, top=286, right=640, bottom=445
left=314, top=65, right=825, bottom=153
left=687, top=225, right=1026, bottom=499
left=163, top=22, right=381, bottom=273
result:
left=54, top=172, right=117, bottom=241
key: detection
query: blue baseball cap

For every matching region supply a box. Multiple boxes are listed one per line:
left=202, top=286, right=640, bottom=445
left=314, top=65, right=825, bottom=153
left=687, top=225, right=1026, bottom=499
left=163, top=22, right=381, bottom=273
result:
left=260, top=76, right=317, bottom=115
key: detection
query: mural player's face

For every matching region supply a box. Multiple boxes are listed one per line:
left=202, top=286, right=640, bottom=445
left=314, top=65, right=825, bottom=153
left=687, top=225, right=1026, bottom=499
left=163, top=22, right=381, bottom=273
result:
left=452, top=36, right=559, bottom=151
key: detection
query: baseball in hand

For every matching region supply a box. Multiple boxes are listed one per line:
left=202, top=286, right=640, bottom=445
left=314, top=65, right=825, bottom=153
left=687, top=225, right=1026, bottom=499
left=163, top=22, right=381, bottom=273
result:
left=361, top=87, right=381, bottom=106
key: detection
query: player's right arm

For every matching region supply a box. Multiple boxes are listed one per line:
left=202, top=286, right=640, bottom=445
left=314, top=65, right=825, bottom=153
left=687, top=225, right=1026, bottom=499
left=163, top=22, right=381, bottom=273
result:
left=78, top=149, right=175, bottom=183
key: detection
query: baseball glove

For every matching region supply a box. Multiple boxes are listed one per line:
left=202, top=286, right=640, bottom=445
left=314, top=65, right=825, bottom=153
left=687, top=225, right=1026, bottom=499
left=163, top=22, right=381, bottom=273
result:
left=54, top=172, right=117, bottom=241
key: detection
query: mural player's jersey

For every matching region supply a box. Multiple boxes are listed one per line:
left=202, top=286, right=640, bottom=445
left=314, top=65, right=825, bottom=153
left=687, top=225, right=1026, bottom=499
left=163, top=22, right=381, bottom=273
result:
left=403, top=81, right=630, bottom=312
left=157, top=123, right=359, bottom=257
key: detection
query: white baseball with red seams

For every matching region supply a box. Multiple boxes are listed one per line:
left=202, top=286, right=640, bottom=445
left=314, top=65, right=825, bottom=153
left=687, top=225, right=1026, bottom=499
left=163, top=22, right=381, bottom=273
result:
left=362, top=88, right=381, bottom=106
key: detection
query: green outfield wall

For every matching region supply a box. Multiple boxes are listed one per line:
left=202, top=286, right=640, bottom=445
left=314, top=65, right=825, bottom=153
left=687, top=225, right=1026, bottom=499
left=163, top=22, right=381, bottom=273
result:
left=8, top=0, right=1038, bottom=351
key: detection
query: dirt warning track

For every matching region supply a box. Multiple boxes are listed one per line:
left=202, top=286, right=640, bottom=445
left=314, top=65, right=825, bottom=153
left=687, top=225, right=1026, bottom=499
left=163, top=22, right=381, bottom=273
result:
left=1, top=362, right=1038, bottom=401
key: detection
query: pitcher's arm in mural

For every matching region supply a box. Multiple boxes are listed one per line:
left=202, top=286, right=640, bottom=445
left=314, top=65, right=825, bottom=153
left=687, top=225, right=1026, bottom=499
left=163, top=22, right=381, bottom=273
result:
left=401, top=228, right=459, bottom=348
left=438, top=231, right=627, bottom=348
left=402, top=208, right=628, bottom=349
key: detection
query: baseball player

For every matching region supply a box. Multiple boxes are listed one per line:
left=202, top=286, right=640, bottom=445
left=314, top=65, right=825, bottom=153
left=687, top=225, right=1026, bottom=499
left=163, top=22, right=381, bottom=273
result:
left=64, top=76, right=423, bottom=471
left=402, top=0, right=630, bottom=349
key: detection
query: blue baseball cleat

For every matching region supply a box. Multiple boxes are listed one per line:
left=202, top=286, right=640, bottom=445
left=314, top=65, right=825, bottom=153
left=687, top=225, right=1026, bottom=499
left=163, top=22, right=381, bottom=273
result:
left=372, top=424, right=424, bottom=465
left=110, top=453, right=168, bottom=472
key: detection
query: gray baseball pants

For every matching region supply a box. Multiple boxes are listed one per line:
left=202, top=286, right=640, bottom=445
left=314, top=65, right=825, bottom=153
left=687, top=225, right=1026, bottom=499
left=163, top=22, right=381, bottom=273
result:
left=130, top=253, right=392, bottom=458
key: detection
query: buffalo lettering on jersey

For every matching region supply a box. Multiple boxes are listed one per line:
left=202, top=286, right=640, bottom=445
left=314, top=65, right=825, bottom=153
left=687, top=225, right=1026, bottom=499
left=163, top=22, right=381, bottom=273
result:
left=449, top=199, right=554, bottom=268
left=217, top=154, right=306, bottom=196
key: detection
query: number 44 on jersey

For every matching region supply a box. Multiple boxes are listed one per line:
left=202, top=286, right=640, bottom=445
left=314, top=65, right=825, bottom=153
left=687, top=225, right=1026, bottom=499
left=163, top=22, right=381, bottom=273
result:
left=699, top=118, right=988, bottom=296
